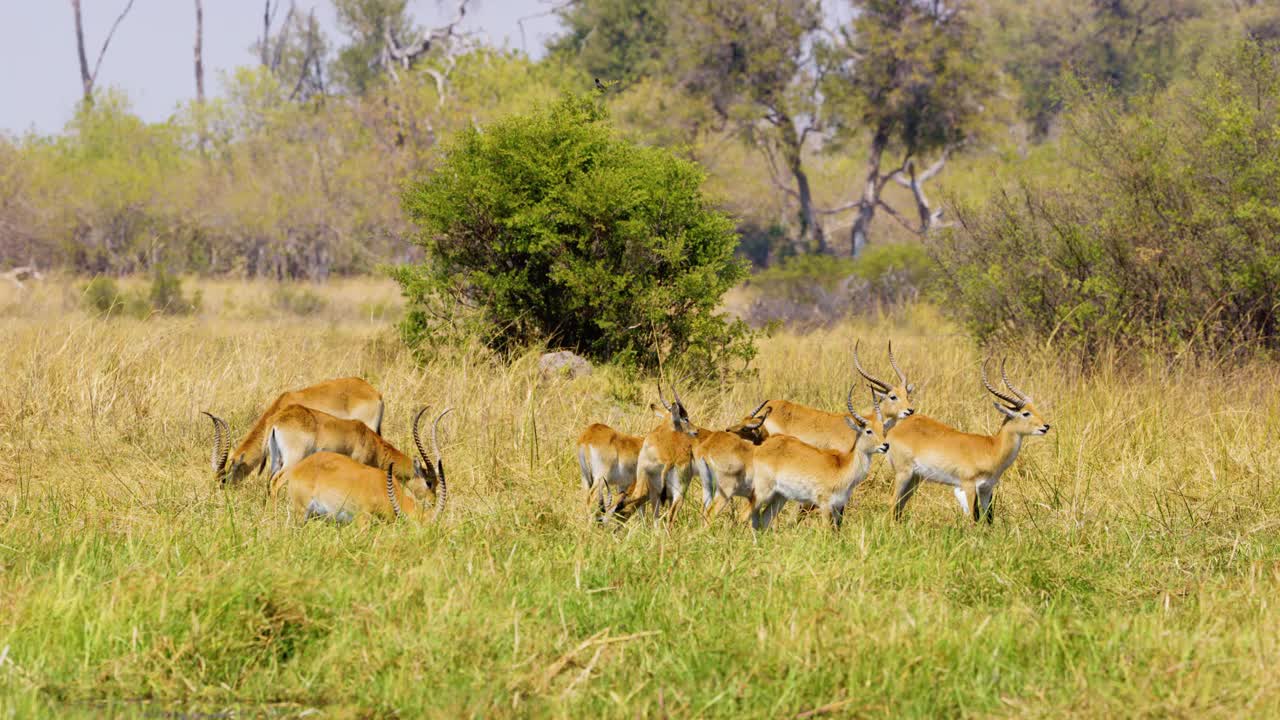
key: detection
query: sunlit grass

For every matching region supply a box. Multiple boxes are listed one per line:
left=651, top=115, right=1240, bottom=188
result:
left=1, top=277, right=1279, bottom=717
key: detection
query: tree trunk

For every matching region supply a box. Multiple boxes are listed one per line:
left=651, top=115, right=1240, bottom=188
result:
left=850, top=128, right=889, bottom=257
left=777, top=114, right=825, bottom=255
left=791, top=161, right=825, bottom=255
left=71, top=0, right=93, bottom=103
left=193, top=0, right=205, bottom=104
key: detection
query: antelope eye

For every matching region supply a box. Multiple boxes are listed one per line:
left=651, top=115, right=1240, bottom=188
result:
left=864, top=429, right=872, bottom=435
left=1021, top=411, right=1031, bottom=417
left=889, top=394, right=898, bottom=401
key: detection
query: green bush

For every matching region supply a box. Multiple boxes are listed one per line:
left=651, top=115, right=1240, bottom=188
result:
left=271, top=285, right=328, bottom=317
left=148, top=266, right=200, bottom=316
left=932, top=39, right=1280, bottom=359
left=393, top=93, right=754, bottom=372
left=82, top=276, right=125, bottom=316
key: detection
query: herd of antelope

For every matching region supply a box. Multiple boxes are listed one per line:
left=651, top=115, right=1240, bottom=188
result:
left=198, top=340, right=1049, bottom=530
left=202, top=377, right=452, bottom=525
left=577, top=341, right=1050, bottom=530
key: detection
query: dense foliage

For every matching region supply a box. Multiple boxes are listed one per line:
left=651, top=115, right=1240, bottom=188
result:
left=394, top=94, right=753, bottom=370
left=932, top=39, right=1280, bottom=358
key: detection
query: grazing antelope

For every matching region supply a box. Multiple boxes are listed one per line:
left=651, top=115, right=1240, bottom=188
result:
left=276, top=409, right=452, bottom=524
left=692, top=407, right=771, bottom=523
left=265, top=406, right=442, bottom=507
left=201, top=377, right=383, bottom=485
left=752, top=340, right=915, bottom=451
left=749, top=388, right=889, bottom=531
left=887, top=360, right=1050, bottom=523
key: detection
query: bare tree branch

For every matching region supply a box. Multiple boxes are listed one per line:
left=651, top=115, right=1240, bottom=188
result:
left=89, top=0, right=136, bottom=91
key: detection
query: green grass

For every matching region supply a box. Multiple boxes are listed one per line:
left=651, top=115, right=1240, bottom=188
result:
left=1, top=278, right=1279, bottom=717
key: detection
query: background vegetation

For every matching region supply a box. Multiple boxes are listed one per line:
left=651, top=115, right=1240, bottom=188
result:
left=4, top=3, right=1280, bottom=714
left=2, top=277, right=1279, bottom=717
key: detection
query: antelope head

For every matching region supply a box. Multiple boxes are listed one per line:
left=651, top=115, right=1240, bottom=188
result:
left=843, top=384, right=889, bottom=455
left=726, top=400, right=771, bottom=444
left=657, top=378, right=698, bottom=438
left=982, top=359, right=1050, bottom=436
left=201, top=411, right=254, bottom=484
left=854, top=339, right=916, bottom=421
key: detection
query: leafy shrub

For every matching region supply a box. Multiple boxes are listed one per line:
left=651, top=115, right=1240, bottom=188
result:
left=932, top=39, right=1280, bottom=359
left=271, top=285, right=328, bottom=317
left=82, top=276, right=125, bottom=316
left=394, top=94, right=754, bottom=372
left=148, top=266, right=200, bottom=316
left=740, top=244, right=935, bottom=327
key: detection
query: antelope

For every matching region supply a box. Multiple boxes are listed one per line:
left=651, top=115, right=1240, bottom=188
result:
left=276, top=409, right=452, bottom=524
left=752, top=340, right=915, bottom=452
left=749, top=388, right=889, bottom=531
left=692, top=407, right=771, bottom=523
left=886, top=360, right=1050, bottom=523
left=576, top=422, right=644, bottom=520
left=265, top=406, right=442, bottom=508
left=201, top=377, right=384, bottom=485
left=633, top=381, right=700, bottom=526
left=587, top=400, right=771, bottom=524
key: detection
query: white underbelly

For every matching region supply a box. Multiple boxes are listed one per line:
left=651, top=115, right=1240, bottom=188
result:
left=914, top=461, right=963, bottom=487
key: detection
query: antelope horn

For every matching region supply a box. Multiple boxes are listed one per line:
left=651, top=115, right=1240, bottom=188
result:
left=1000, top=359, right=1032, bottom=405
left=386, top=463, right=404, bottom=521
left=746, top=399, right=768, bottom=418
left=853, top=340, right=891, bottom=393
left=871, top=387, right=884, bottom=426
left=656, top=379, right=673, bottom=413
left=846, top=385, right=870, bottom=426
left=888, top=340, right=908, bottom=387
left=672, top=377, right=686, bottom=410
left=201, top=411, right=223, bottom=473
left=982, top=358, right=1023, bottom=409
left=412, top=406, right=432, bottom=467
left=744, top=406, right=772, bottom=430
left=431, top=408, right=453, bottom=522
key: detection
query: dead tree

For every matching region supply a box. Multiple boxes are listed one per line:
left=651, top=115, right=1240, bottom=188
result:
left=70, top=0, right=137, bottom=104
left=194, top=0, right=205, bottom=104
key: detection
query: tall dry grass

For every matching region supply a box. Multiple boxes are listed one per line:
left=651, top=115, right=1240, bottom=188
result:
left=1, top=277, right=1279, bottom=717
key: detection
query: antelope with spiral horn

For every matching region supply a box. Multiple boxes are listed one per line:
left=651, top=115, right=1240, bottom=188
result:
left=266, top=406, right=443, bottom=508
left=275, top=408, right=453, bottom=524
left=748, top=386, right=889, bottom=531
left=751, top=340, right=915, bottom=452
left=201, top=377, right=383, bottom=485
left=886, top=360, right=1050, bottom=523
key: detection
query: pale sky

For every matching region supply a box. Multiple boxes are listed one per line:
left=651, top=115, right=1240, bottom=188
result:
left=0, top=0, right=562, bottom=136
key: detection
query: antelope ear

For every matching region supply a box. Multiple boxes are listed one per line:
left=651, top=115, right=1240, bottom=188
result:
left=649, top=403, right=664, bottom=417
left=844, top=415, right=865, bottom=431
left=871, top=388, right=885, bottom=401
left=993, top=401, right=1018, bottom=418
left=906, top=383, right=916, bottom=394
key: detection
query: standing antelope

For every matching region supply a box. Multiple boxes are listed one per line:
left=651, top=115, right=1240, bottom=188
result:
left=265, top=406, right=442, bottom=507
left=576, top=422, right=644, bottom=519
left=276, top=409, right=452, bottom=524
left=633, top=381, right=700, bottom=526
left=753, top=340, right=915, bottom=451
left=201, top=377, right=383, bottom=485
left=886, top=360, right=1050, bottom=523
left=749, top=389, right=889, bottom=531
left=692, top=407, right=771, bottom=523
left=583, top=400, right=772, bottom=523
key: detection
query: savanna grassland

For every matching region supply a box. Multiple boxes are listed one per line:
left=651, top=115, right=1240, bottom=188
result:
left=2, top=277, right=1279, bottom=718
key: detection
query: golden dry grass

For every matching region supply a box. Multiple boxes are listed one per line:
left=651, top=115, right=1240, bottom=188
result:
left=2, top=276, right=1279, bottom=717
